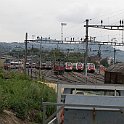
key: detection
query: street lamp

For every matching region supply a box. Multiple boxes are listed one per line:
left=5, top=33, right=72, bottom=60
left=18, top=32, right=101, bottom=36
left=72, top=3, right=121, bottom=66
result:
left=61, top=22, right=67, bottom=43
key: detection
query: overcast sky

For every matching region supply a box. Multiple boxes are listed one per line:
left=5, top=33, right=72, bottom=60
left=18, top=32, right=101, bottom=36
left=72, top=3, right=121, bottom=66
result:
left=0, top=0, right=124, bottom=43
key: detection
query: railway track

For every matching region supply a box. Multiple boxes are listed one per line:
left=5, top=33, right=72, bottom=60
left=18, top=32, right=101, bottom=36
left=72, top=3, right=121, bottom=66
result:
left=70, top=72, right=104, bottom=84
left=51, top=74, right=82, bottom=84
left=87, top=73, right=104, bottom=83
left=66, top=72, right=86, bottom=83
left=28, top=68, right=104, bottom=85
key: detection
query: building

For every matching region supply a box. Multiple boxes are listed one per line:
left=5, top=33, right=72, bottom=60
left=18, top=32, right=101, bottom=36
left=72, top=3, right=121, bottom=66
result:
left=105, top=63, right=124, bottom=84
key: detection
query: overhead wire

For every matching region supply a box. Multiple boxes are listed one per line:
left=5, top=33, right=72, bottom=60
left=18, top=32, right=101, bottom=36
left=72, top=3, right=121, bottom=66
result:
left=65, top=9, right=124, bottom=45
left=88, top=9, right=124, bottom=44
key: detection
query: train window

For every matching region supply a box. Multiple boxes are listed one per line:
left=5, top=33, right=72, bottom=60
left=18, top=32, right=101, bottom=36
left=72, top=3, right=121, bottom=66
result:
left=77, top=63, right=82, bottom=66
left=67, top=62, right=72, bottom=65
left=59, top=63, right=64, bottom=66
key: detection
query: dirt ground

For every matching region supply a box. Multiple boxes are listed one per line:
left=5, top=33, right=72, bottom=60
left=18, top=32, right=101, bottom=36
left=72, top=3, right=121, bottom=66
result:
left=0, top=110, right=34, bottom=124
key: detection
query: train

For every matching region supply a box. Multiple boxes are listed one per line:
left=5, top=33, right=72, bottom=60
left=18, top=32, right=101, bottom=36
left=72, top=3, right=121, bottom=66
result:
left=45, top=61, right=52, bottom=70
left=4, top=61, right=23, bottom=69
left=72, top=62, right=84, bottom=71
left=87, top=63, right=96, bottom=73
left=32, top=61, right=96, bottom=73
left=35, top=61, right=52, bottom=70
left=65, top=62, right=73, bottom=71
left=53, top=60, right=65, bottom=75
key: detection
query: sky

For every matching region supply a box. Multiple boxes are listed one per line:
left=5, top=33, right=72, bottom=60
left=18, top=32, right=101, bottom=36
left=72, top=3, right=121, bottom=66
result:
left=1, top=0, right=124, bottom=46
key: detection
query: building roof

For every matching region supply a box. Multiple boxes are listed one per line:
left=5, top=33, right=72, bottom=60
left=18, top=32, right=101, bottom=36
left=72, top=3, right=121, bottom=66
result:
left=106, top=63, right=124, bottom=73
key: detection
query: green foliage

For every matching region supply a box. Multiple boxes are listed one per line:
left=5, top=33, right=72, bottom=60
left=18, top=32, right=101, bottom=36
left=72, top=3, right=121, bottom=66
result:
left=100, top=58, right=109, bottom=67
left=48, top=49, right=65, bottom=61
left=0, top=71, right=4, bottom=79
left=0, top=70, right=56, bottom=123
left=67, top=52, right=84, bottom=62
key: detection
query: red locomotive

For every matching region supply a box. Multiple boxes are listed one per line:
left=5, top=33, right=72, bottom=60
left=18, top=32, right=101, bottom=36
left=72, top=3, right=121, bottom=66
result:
left=72, top=62, right=84, bottom=71
left=87, top=63, right=96, bottom=73
left=53, top=59, right=65, bottom=75
left=65, top=62, right=73, bottom=71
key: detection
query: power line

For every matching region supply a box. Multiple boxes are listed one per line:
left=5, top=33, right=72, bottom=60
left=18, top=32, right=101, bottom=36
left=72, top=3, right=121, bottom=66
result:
left=83, top=19, right=124, bottom=76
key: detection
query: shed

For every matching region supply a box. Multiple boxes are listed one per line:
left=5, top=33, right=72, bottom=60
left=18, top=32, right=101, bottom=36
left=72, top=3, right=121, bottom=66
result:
left=105, top=63, right=124, bottom=84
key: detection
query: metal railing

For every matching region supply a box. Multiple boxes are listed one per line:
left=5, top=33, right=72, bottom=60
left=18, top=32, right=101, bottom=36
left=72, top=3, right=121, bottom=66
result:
left=43, top=101, right=124, bottom=124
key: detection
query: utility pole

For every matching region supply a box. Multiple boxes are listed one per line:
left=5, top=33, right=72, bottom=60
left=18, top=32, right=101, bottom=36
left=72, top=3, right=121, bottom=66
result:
left=84, top=19, right=89, bottom=76
left=84, top=19, right=124, bottom=70
left=67, top=49, right=69, bottom=62
left=122, top=20, right=124, bottom=43
left=24, top=32, right=28, bottom=75
left=31, top=45, right=33, bottom=79
left=98, top=44, right=102, bottom=58
left=113, top=48, right=116, bottom=64
left=39, top=37, right=42, bottom=80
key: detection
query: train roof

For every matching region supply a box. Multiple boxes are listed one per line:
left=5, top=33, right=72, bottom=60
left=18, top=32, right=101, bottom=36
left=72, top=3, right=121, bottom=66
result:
left=65, top=62, right=72, bottom=64
left=87, top=63, right=95, bottom=64
left=72, top=62, right=82, bottom=64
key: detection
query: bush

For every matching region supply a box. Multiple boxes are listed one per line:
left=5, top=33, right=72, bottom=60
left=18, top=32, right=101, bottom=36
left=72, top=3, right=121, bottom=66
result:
left=0, top=70, right=56, bottom=123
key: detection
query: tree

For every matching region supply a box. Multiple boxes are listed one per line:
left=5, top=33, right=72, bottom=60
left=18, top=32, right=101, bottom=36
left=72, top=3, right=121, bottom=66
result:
left=100, top=58, right=109, bottom=67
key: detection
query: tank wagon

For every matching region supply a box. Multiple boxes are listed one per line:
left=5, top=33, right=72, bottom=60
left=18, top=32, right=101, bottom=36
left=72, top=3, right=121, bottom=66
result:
left=61, top=84, right=124, bottom=124
left=44, top=84, right=124, bottom=124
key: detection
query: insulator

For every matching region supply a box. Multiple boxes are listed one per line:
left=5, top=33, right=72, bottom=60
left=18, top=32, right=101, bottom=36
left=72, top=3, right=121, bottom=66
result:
left=37, top=36, right=40, bottom=39
left=120, top=20, right=122, bottom=25
left=122, top=20, right=124, bottom=25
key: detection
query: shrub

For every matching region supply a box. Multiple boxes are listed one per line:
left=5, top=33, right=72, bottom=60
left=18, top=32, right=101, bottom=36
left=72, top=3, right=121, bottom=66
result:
left=0, top=70, right=56, bottom=123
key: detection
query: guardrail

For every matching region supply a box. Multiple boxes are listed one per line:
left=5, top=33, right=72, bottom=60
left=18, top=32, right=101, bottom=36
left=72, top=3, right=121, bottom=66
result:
left=48, top=117, right=57, bottom=124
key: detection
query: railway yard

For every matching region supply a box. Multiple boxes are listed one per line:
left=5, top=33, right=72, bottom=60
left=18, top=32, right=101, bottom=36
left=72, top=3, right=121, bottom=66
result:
left=24, top=65, right=104, bottom=85
left=1, top=1, right=124, bottom=123
left=44, top=70, right=104, bottom=85
left=2, top=46, right=120, bottom=124
left=2, top=52, right=124, bottom=124
left=1, top=19, right=124, bottom=123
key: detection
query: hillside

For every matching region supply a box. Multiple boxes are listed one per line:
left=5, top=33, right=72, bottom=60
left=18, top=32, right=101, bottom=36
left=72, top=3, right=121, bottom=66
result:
left=0, top=110, right=32, bottom=124
left=0, top=41, right=124, bottom=62
left=0, top=69, right=56, bottom=123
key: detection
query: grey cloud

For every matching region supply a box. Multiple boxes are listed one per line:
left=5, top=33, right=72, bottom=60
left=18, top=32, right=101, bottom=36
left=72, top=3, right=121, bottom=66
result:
left=57, top=3, right=101, bottom=24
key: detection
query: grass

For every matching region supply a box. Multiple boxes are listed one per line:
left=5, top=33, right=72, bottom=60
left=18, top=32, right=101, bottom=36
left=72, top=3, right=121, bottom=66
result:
left=0, top=69, right=56, bottom=123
